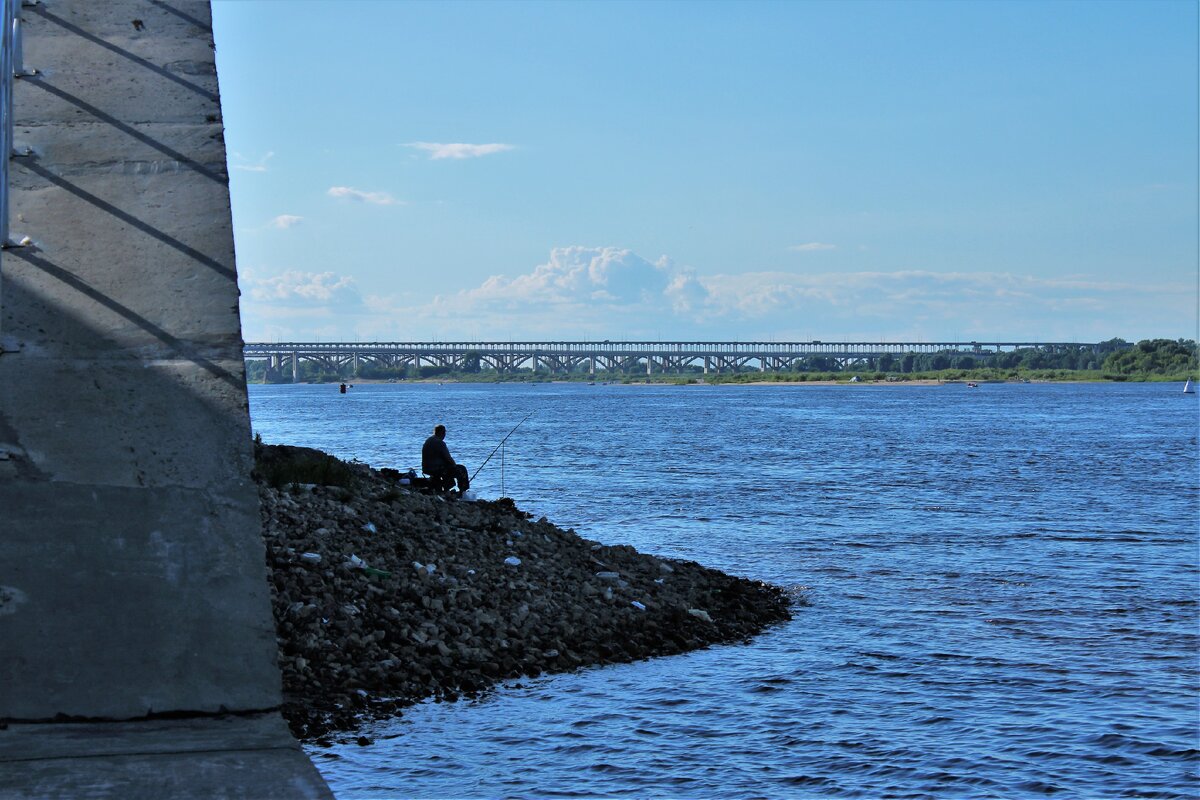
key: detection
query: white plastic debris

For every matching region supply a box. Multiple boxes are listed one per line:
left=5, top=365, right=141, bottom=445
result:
left=300, top=552, right=321, bottom=564
left=506, top=539, right=514, bottom=546
left=424, top=563, right=437, bottom=574
left=543, top=649, right=560, bottom=658
left=412, top=561, right=424, bottom=572
left=595, top=571, right=620, bottom=581
left=412, top=561, right=436, bottom=575
left=361, top=522, right=377, bottom=534
left=591, top=544, right=603, bottom=551
left=603, top=587, right=613, bottom=600
left=461, top=490, right=478, bottom=502
left=504, top=556, right=522, bottom=567
left=654, top=578, right=665, bottom=584
left=688, top=608, right=714, bottom=623
left=631, top=601, right=646, bottom=611
left=347, top=554, right=366, bottom=569
left=467, top=569, right=476, bottom=575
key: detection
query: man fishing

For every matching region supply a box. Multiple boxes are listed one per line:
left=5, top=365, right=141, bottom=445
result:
left=422, top=424, right=470, bottom=494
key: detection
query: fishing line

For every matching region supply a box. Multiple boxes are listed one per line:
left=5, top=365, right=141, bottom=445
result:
left=472, top=412, right=533, bottom=482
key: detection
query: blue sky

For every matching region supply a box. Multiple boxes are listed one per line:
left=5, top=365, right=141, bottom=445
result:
left=211, top=0, right=1198, bottom=343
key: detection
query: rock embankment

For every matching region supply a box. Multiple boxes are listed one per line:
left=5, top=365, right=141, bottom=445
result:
left=255, top=443, right=792, bottom=742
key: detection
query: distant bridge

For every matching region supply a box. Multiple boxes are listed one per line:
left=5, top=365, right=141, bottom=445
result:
left=243, top=341, right=1111, bottom=380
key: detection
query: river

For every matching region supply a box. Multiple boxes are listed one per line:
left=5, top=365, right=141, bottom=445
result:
left=248, top=381, right=1198, bottom=799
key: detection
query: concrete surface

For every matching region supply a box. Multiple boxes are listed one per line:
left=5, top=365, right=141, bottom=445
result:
left=0, top=1, right=331, bottom=796
left=0, top=714, right=330, bottom=800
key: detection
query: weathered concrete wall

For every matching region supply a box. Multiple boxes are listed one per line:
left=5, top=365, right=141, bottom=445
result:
left=0, top=1, right=280, bottom=721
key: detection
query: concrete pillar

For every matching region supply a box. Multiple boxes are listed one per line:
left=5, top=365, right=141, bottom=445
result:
left=589, top=356, right=595, bottom=376
left=0, top=2, right=328, bottom=794
left=291, top=351, right=298, bottom=382
left=704, top=356, right=709, bottom=374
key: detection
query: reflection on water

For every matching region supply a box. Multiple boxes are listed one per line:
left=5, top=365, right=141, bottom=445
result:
left=250, top=382, right=1199, bottom=799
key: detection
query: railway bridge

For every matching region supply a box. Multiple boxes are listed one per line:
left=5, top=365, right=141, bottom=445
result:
left=244, top=340, right=1108, bottom=380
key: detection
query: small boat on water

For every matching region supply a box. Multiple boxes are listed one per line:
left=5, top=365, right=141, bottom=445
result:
left=1185, top=379, right=1195, bottom=394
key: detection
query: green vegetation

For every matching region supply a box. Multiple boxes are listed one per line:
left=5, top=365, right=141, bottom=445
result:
left=245, top=338, right=1198, bottom=385
left=253, top=436, right=359, bottom=490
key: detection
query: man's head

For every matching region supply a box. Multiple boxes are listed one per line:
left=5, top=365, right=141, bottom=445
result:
left=434, top=424, right=446, bottom=439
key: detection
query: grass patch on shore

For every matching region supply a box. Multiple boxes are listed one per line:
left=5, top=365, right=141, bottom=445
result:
left=253, top=437, right=359, bottom=490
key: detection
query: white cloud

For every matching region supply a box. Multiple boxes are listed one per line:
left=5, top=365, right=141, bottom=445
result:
left=269, top=214, right=303, bottom=229
left=405, top=142, right=515, bottom=160
left=237, top=248, right=1193, bottom=343
left=232, top=151, right=274, bottom=172
left=245, top=270, right=361, bottom=307
left=327, top=186, right=401, bottom=205
left=789, top=242, right=837, bottom=252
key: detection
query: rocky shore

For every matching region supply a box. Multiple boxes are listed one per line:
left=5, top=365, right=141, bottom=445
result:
left=254, top=443, right=793, bottom=743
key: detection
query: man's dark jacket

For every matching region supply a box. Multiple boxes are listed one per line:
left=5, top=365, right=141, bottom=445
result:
left=422, top=435, right=455, bottom=475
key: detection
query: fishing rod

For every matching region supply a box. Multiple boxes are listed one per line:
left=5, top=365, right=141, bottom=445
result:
left=471, top=412, right=533, bottom=481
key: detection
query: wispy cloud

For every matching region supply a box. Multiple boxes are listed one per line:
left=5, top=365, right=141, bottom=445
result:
left=270, top=214, right=303, bottom=229
left=327, top=186, right=401, bottom=205
left=789, top=242, right=837, bottom=252
left=231, top=151, right=274, bottom=172
left=405, top=142, right=515, bottom=160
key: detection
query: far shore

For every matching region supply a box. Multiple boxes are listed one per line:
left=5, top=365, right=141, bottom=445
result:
left=266, top=377, right=1125, bottom=388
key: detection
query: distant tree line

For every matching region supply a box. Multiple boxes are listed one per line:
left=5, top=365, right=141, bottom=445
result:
left=244, top=338, right=1198, bottom=383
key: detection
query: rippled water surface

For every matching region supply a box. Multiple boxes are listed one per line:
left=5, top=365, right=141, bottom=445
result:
left=248, top=382, right=1199, bottom=799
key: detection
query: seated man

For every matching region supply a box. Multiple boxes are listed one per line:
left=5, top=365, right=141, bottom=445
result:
left=422, top=424, right=470, bottom=493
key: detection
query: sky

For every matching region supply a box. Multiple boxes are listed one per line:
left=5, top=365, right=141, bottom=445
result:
left=210, top=0, right=1198, bottom=344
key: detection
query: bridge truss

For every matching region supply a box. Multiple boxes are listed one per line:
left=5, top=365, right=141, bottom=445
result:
left=243, top=341, right=1107, bottom=380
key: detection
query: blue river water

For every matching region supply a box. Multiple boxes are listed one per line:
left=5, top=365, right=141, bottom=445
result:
left=248, top=381, right=1199, bottom=799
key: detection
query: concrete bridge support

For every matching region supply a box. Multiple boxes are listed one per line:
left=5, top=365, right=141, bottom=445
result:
left=0, top=2, right=329, bottom=796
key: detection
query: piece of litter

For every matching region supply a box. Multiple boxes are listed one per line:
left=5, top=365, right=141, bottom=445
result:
left=654, top=578, right=665, bottom=584
left=504, top=556, right=522, bottom=567
left=595, top=571, right=620, bottom=581
left=363, top=566, right=391, bottom=579
left=347, top=554, right=366, bottom=569
left=658, top=561, right=675, bottom=574
left=361, top=522, right=377, bottom=533
left=506, top=539, right=513, bottom=546
left=300, top=552, right=321, bottom=564
left=591, top=544, right=603, bottom=551
left=461, top=490, right=478, bottom=501
left=543, top=649, right=560, bottom=658
left=467, top=569, right=476, bottom=575
left=631, top=601, right=646, bottom=611
left=424, top=563, right=436, bottom=574
left=512, top=530, right=523, bottom=538
left=688, top=608, right=714, bottom=623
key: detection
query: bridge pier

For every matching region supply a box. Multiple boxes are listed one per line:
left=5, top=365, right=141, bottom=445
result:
left=291, top=351, right=298, bottom=382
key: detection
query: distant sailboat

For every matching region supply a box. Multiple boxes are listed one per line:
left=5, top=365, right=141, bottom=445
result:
left=1185, top=379, right=1195, bottom=394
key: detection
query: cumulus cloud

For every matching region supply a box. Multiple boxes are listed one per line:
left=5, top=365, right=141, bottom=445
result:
left=270, top=214, right=303, bottom=229
left=237, top=247, right=1190, bottom=343
left=789, top=242, right=837, bottom=252
left=405, top=142, right=515, bottom=160
left=327, top=186, right=400, bottom=205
